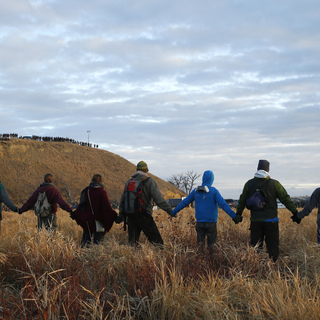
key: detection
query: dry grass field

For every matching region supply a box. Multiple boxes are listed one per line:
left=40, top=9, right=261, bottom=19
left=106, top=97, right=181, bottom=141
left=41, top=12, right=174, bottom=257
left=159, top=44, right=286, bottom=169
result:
left=0, top=207, right=320, bottom=319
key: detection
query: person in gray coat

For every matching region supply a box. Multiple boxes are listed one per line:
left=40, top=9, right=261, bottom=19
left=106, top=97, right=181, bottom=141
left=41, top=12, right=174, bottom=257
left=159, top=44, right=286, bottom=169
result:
left=118, top=161, right=172, bottom=247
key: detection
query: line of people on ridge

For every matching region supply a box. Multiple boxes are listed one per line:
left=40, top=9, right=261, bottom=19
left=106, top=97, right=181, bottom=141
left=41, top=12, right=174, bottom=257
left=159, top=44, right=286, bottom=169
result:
left=0, top=160, right=319, bottom=261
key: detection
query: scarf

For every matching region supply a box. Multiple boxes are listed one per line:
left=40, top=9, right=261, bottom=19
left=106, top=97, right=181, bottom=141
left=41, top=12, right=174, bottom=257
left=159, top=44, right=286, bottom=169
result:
left=254, top=170, right=270, bottom=179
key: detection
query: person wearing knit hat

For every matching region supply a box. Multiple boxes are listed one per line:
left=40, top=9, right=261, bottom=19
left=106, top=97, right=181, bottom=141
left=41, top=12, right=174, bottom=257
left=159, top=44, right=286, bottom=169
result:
left=137, top=161, right=149, bottom=172
left=117, top=161, right=172, bottom=247
left=235, top=159, right=299, bottom=262
left=257, top=159, right=270, bottom=172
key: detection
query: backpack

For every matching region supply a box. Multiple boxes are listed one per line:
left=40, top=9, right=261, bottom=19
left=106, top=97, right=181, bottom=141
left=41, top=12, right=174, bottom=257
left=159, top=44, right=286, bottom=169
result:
left=246, top=189, right=268, bottom=211
left=246, top=180, right=271, bottom=211
left=34, top=192, right=52, bottom=217
left=122, top=178, right=148, bottom=216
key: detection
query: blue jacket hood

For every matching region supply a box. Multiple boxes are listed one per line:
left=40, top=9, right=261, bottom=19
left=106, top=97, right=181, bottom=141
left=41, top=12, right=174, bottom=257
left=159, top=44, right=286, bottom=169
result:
left=202, top=170, right=214, bottom=187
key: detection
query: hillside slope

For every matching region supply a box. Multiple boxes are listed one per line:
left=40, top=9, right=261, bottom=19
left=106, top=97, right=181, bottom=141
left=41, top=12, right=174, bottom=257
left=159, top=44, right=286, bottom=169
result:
left=0, top=139, right=184, bottom=205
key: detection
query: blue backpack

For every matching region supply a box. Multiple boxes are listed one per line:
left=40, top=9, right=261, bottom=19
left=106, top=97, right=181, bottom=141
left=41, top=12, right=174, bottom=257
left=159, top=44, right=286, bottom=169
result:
left=246, top=180, right=271, bottom=211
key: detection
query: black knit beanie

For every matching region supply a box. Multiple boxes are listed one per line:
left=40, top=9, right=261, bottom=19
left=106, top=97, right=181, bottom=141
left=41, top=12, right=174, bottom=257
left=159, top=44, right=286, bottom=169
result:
left=257, top=159, right=270, bottom=172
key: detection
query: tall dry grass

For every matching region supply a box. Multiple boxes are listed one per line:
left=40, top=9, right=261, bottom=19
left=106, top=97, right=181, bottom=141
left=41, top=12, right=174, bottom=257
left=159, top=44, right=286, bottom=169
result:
left=0, top=207, right=319, bottom=319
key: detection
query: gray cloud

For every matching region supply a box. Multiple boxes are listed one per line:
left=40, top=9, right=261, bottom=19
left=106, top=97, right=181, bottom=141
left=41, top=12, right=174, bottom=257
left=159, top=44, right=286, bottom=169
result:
left=1, top=0, right=320, bottom=198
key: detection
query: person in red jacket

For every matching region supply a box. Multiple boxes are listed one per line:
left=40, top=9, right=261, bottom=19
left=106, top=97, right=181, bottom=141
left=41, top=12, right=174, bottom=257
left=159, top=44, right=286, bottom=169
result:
left=20, top=173, right=73, bottom=231
left=72, top=174, right=117, bottom=247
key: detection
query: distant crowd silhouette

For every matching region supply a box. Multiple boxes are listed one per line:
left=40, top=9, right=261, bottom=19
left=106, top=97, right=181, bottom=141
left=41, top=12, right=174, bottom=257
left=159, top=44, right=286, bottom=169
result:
left=0, top=133, right=99, bottom=148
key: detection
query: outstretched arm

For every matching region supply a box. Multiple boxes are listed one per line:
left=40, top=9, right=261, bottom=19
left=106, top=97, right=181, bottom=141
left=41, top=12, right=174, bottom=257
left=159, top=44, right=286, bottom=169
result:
left=149, top=179, right=173, bottom=214
left=54, top=191, right=72, bottom=212
left=275, top=181, right=298, bottom=214
left=0, top=185, right=18, bottom=212
left=297, top=188, right=320, bottom=219
left=171, top=192, right=195, bottom=216
left=214, top=190, right=236, bottom=219
left=236, top=182, right=250, bottom=216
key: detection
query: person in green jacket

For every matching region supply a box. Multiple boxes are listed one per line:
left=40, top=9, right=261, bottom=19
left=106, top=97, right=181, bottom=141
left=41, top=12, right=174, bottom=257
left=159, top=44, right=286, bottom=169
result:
left=0, top=181, right=20, bottom=232
left=235, top=160, right=299, bottom=262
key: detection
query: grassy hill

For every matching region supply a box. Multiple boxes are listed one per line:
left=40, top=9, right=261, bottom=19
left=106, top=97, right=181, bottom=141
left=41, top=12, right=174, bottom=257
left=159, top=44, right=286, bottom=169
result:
left=0, top=139, right=184, bottom=205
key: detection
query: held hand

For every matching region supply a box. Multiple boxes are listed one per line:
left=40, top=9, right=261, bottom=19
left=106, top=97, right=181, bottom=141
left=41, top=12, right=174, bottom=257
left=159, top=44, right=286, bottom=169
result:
left=69, top=211, right=76, bottom=220
left=233, top=215, right=243, bottom=224
left=291, top=212, right=301, bottom=224
left=170, top=211, right=177, bottom=218
left=115, top=216, right=124, bottom=224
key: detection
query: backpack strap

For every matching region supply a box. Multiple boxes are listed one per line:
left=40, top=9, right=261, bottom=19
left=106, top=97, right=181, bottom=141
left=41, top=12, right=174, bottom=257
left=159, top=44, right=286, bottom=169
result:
left=87, top=188, right=94, bottom=216
left=261, top=178, right=273, bottom=201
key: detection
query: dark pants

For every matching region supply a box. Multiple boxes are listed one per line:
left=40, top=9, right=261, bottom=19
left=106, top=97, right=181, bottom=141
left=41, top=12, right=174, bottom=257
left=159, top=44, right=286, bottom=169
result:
left=127, top=214, right=163, bottom=247
left=196, top=222, right=217, bottom=254
left=81, top=229, right=105, bottom=248
left=250, top=221, right=279, bottom=262
left=37, top=214, right=57, bottom=232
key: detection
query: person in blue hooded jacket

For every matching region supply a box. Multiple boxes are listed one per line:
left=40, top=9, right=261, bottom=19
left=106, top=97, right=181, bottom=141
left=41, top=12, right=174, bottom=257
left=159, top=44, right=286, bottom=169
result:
left=171, top=170, right=241, bottom=253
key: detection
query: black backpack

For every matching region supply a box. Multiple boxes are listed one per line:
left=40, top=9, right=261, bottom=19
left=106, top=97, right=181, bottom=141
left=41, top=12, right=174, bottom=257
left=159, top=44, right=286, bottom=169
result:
left=246, top=180, right=271, bottom=211
left=122, top=178, right=148, bottom=216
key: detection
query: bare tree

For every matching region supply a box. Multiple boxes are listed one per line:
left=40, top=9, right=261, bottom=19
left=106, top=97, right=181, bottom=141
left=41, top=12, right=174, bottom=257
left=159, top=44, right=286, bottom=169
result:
left=56, top=176, right=74, bottom=205
left=168, top=171, right=201, bottom=194
left=168, top=173, right=184, bottom=190
left=184, top=170, right=201, bottom=194
left=60, top=181, right=74, bottom=205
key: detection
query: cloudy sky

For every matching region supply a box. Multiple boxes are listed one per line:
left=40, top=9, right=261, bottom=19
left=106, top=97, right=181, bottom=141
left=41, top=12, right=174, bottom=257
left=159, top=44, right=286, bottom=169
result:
left=1, top=0, right=319, bottom=199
